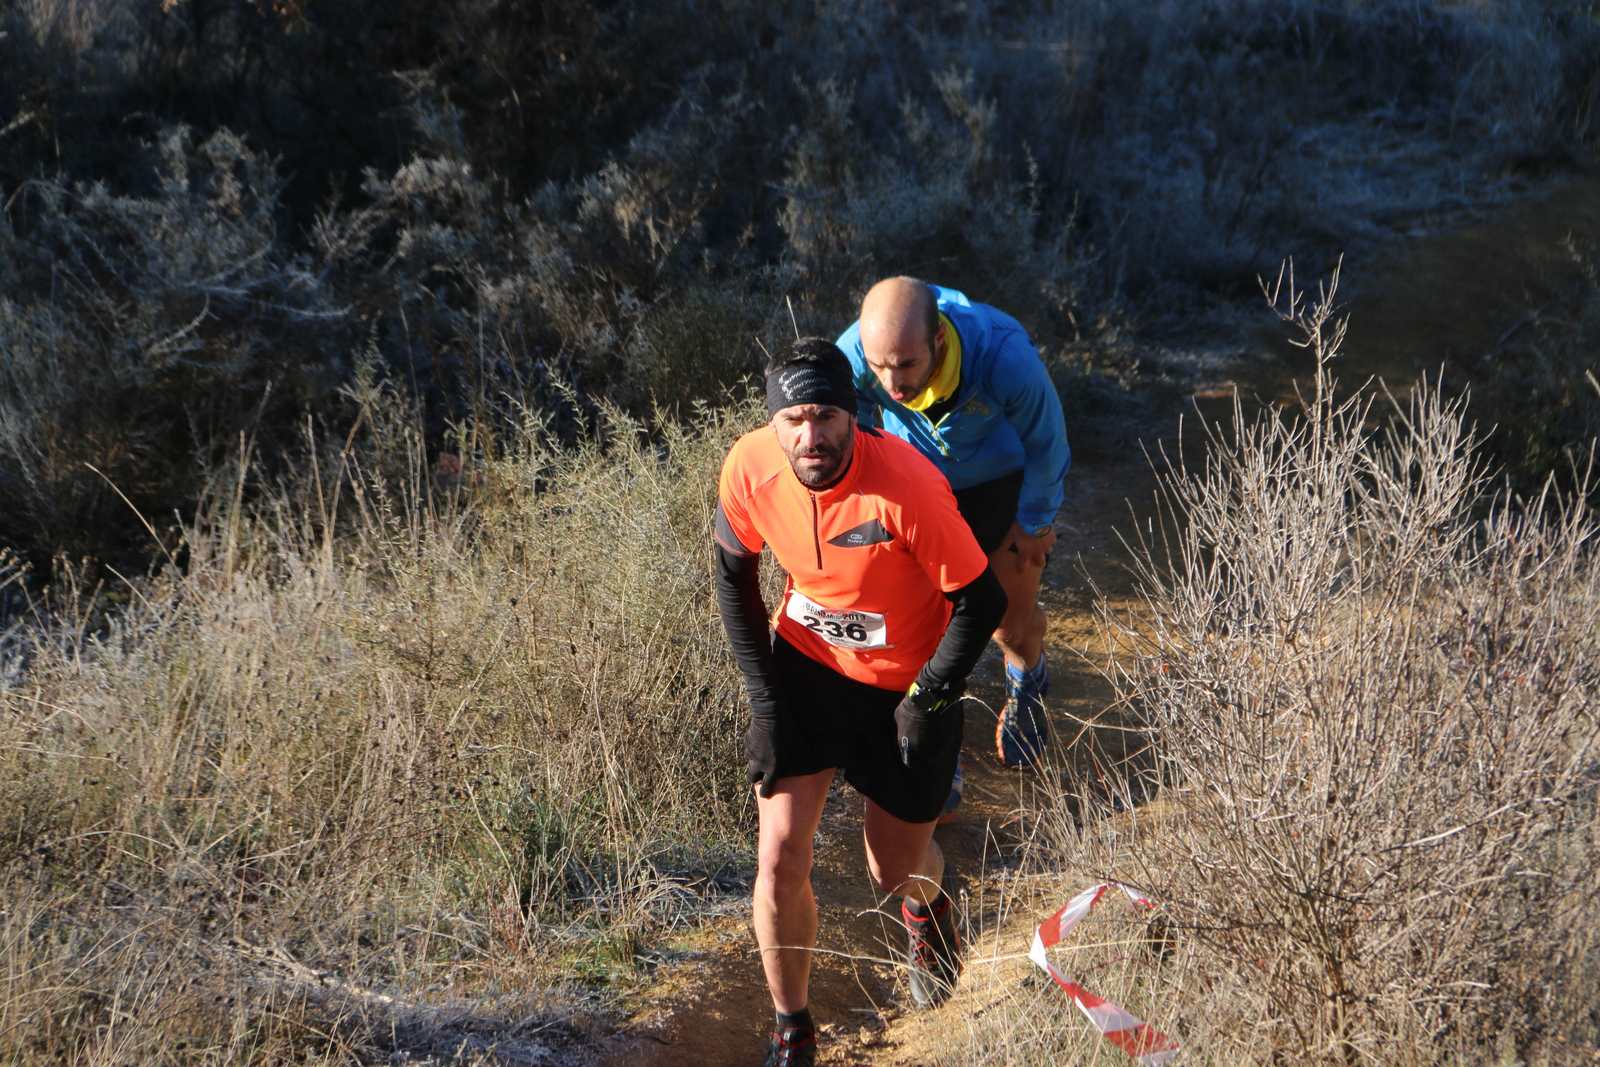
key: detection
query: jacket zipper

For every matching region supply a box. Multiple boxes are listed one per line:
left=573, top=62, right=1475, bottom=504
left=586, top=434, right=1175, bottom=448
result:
left=810, top=493, right=822, bottom=570
left=919, top=396, right=961, bottom=454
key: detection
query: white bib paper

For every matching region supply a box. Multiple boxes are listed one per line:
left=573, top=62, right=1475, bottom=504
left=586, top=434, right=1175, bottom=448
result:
left=784, top=591, right=888, bottom=650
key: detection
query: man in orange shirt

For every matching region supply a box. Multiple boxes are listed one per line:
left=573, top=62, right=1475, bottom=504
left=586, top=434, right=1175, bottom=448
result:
left=715, top=338, right=1006, bottom=1066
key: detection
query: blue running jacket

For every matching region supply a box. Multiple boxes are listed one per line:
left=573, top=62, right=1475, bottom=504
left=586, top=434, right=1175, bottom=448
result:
left=836, top=284, right=1070, bottom=532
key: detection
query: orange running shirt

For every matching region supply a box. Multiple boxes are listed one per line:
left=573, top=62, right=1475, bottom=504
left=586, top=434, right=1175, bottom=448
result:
left=715, top=425, right=988, bottom=691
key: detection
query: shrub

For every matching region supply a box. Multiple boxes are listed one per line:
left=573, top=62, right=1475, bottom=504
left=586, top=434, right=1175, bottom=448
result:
left=1093, top=264, right=1600, bottom=1063
left=13, top=0, right=1600, bottom=575
left=0, top=127, right=351, bottom=567
left=0, top=384, right=760, bottom=1059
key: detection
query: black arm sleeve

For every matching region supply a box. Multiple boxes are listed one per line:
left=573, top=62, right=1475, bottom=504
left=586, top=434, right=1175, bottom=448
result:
left=914, top=566, right=1007, bottom=693
left=714, top=542, right=780, bottom=711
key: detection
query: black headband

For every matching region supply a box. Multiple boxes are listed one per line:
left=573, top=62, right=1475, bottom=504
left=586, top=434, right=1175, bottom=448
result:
left=766, top=361, right=856, bottom=416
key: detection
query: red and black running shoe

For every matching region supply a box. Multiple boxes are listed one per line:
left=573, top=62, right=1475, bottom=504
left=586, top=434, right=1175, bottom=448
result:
left=902, top=892, right=961, bottom=1008
left=761, top=1023, right=817, bottom=1067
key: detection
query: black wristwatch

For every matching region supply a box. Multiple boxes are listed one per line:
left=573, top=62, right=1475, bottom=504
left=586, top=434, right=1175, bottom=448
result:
left=907, top=678, right=963, bottom=714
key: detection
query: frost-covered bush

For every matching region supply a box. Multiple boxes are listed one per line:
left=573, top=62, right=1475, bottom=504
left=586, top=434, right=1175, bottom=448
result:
left=5, top=0, right=1599, bottom=569
left=0, top=128, right=350, bottom=564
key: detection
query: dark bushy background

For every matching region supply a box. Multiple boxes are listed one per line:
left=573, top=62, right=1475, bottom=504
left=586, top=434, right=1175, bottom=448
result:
left=4, top=0, right=1599, bottom=567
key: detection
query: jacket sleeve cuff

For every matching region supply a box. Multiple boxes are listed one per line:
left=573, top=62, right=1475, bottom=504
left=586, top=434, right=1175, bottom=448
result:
left=1016, top=501, right=1060, bottom=532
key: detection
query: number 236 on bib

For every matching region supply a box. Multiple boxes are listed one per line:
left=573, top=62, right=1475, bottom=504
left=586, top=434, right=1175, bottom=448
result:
left=783, top=591, right=888, bottom=649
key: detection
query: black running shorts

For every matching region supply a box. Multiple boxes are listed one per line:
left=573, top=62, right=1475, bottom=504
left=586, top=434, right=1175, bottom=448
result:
left=771, top=636, right=962, bottom=824
left=953, top=469, right=1024, bottom=556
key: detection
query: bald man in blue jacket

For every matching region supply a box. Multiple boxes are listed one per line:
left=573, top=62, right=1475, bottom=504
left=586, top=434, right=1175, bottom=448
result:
left=837, top=278, right=1069, bottom=786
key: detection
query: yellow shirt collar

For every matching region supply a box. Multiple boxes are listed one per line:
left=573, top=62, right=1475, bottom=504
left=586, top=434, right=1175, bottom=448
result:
left=901, top=313, right=961, bottom=412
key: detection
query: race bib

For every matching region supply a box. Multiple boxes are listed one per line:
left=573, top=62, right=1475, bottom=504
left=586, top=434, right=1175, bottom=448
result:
left=784, top=591, right=888, bottom=649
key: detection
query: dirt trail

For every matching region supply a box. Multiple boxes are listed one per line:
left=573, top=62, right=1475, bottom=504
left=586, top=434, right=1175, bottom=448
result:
left=596, top=174, right=1600, bottom=1067
left=592, top=449, right=1153, bottom=1067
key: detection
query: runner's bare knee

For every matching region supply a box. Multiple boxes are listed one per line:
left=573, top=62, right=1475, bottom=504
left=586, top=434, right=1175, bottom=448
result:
left=758, top=835, right=814, bottom=901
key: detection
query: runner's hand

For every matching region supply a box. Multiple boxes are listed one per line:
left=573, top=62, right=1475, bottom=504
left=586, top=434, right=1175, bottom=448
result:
left=746, top=702, right=782, bottom=798
left=895, top=680, right=963, bottom=769
left=1006, top=522, right=1056, bottom=571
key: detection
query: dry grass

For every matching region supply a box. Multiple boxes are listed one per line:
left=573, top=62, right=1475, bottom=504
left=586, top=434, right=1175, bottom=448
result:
left=937, top=800, right=1181, bottom=1066
left=5, top=247, right=1599, bottom=1061
left=926, top=264, right=1600, bottom=1067
left=1069, top=264, right=1600, bottom=1064
left=0, top=383, right=767, bottom=1062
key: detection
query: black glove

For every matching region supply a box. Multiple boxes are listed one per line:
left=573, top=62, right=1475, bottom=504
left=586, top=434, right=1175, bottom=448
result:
left=895, top=679, right=963, bottom=769
left=745, top=699, right=782, bottom=798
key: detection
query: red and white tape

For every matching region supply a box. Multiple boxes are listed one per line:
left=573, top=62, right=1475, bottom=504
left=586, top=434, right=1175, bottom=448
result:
left=1029, top=882, right=1180, bottom=1065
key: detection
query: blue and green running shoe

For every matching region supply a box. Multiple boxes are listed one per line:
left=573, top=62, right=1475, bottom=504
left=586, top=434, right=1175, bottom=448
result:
left=995, top=658, right=1049, bottom=767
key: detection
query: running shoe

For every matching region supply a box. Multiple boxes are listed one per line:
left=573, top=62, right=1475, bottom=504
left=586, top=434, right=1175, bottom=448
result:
left=937, top=758, right=964, bottom=824
left=902, top=892, right=961, bottom=1008
left=996, top=659, right=1049, bottom=768
left=760, top=1023, right=816, bottom=1067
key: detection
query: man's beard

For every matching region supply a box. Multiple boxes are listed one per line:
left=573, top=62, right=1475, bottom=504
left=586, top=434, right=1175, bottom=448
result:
left=789, top=442, right=849, bottom=489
